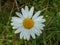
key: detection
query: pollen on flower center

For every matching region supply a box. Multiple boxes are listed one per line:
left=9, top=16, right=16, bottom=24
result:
left=23, top=18, right=34, bottom=29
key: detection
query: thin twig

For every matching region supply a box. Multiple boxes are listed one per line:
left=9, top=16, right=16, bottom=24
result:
left=45, top=17, right=53, bottom=26
left=0, top=0, right=1, bottom=12
left=49, top=39, right=52, bottom=45
left=15, top=0, right=19, bottom=11
left=7, top=2, right=15, bottom=25
left=43, top=31, right=47, bottom=45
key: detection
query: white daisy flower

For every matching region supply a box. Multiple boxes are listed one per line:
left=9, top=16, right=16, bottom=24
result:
left=11, top=6, right=46, bottom=40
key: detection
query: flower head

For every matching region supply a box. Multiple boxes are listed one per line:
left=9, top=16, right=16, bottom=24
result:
left=11, top=6, right=45, bottom=40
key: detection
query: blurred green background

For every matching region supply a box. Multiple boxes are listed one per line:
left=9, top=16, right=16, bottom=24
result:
left=0, top=0, right=60, bottom=45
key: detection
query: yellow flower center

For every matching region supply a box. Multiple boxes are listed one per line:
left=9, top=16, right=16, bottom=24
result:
left=23, top=18, right=34, bottom=29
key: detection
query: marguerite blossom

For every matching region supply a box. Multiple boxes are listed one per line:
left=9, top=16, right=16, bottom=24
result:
left=11, top=6, right=45, bottom=40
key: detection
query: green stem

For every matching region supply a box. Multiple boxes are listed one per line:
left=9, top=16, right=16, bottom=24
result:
left=25, top=41, right=27, bottom=45
left=43, top=31, right=47, bottom=45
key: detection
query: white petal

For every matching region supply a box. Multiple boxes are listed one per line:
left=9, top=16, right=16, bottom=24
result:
left=11, top=23, right=13, bottom=25
left=35, top=22, right=45, bottom=27
left=32, top=11, right=41, bottom=19
left=34, top=16, right=46, bottom=23
left=25, top=6, right=29, bottom=18
left=21, top=8, right=28, bottom=18
left=29, top=7, right=34, bottom=18
left=16, top=12, right=23, bottom=18
left=25, top=6, right=29, bottom=12
left=31, top=33, right=35, bottom=39
left=34, top=22, right=45, bottom=30
left=30, top=30, right=36, bottom=39
left=23, top=31, right=27, bottom=40
left=26, top=32, right=30, bottom=40
left=20, top=29, right=30, bottom=40
left=15, top=28, right=22, bottom=34
left=11, top=22, right=23, bottom=29
left=11, top=17, right=23, bottom=27
left=11, top=17, right=23, bottom=23
left=33, top=29, right=41, bottom=36
left=25, top=32, right=30, bottom=40
left=11, top=17, right=23, bottom=29
left=20, top=32, right=24, bottom=39
left=23, top=29, right=30, bottom=40
left=12, top=27, right=16, bottom=29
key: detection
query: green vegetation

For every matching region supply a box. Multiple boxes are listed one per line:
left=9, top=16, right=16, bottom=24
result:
left=0, top=0, right=60, bottom=45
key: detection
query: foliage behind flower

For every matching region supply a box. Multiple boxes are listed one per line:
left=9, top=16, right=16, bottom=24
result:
left=0, top=0, right=60, bottom=45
